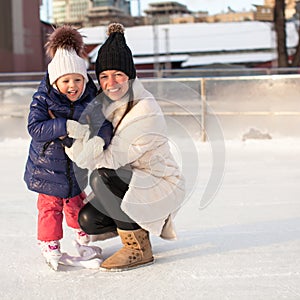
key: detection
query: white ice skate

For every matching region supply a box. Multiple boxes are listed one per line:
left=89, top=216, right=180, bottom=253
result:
left=73, top=240, right=103, bottom=260
left=58, top=240, right=103, bottom=269
left=39, top=240, right=62, bottom=271
left=74, top=229, right=90, bottom=245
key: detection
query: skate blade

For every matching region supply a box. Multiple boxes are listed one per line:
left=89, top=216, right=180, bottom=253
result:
left=59, top=253, right=102, bottom=269
left=47, top=260, right=59, bottom=271
left=45, top=255, right=61, bottom=271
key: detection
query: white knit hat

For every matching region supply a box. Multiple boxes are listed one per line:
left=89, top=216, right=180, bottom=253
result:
left=48, top=48, right=88, bottom=85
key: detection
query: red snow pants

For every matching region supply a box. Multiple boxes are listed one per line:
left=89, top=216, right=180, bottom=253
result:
left=37, top=192, right=86, bottom=242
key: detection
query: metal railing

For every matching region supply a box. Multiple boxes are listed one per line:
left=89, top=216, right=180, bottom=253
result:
left=1, top=67, right=300, bottom=82
left=1, top=70, right=300, bottom=141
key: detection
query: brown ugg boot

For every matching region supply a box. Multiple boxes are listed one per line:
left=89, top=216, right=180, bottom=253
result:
left=100, top=228, right=154, bottom=271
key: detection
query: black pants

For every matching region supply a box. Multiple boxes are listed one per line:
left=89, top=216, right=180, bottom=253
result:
left=78, top=167, right=140, bottom=234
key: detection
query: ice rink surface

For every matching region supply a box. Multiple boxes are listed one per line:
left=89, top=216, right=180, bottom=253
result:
left=0, top=135, right=299, bottom=300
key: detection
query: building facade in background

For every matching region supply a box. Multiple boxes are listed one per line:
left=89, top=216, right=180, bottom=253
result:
left=1, top=0, right=300, bottom=73
left=0, top=0, right=44, bottom=72
left=53, top=0, right=89, bottom=26
left=205, top=0, right=298, bottom=23
left=86, top=0, right=135, bottom=27
left=144, top=1, right=192, bottom=25
left=254, top=0, right=297, bottom=21
left=51, top=0, right=300, bottom=27
left=205, top=10, right=254, bottom=23
left=52, top=0, right=135, bottom=27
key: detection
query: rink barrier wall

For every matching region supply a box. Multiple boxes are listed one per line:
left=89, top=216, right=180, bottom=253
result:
left=1, top=71, right=300, bottom=141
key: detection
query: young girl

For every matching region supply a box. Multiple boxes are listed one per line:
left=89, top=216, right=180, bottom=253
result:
left=24, top=25, right=112, bottom=270
left=66, top=23, right=185, bottom=271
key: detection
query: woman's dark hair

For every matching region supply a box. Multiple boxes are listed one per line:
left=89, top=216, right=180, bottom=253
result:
left=113, top=81, right=134, bottom=134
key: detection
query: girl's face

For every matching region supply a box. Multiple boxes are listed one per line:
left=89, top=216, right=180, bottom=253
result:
left=56, top=73, right=85, bottom=102
left=99, top=70, right=129, bottom=101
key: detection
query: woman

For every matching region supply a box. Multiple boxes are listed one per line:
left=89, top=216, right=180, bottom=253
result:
left=66, top=23, right=185, bottom=271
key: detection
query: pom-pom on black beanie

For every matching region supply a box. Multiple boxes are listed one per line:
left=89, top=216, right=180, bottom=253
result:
left=95, top=23, right=136, bottom=81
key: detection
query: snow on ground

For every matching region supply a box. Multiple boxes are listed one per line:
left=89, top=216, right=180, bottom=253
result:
left=0, top=136, right=300, bottom=300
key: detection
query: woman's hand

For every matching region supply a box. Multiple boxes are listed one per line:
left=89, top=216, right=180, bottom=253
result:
left=65, top=134, right=105, bottom=170
left=66, top=120, right=90, bottom=139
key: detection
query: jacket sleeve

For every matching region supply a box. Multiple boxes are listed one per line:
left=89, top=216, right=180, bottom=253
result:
left=27, top=92, right=67, bottom=143
left=97, top=119, right=113, bottom=149
left=82, top=97, right=113, bottom=149
left=93, top=113, right=167, bottom=170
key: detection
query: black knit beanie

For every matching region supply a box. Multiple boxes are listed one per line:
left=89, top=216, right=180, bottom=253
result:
left=95, top=23, right=136, bottom=82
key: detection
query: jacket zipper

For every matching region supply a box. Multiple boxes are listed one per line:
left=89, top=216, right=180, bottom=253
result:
left=41, top=141, right=52, bottom=156
left=66, top=102, right=75, bottom=200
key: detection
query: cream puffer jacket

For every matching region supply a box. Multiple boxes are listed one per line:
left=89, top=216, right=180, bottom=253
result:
left=77, top=78, right=185, bottom=239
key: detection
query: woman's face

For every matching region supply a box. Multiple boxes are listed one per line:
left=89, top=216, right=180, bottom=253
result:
left=99, top=70, right=129, bottom=101
left=56, top=73, right=85, bottom=102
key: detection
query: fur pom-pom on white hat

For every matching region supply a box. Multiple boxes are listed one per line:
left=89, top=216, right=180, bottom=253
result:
left=46, top=25, right=88, bottom=85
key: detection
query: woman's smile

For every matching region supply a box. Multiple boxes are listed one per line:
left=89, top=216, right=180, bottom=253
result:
left=99, top=70, right=129, bottom=101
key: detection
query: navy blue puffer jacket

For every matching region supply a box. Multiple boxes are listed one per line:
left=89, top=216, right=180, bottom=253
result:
left=24, top=74, right=113, bottom=198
